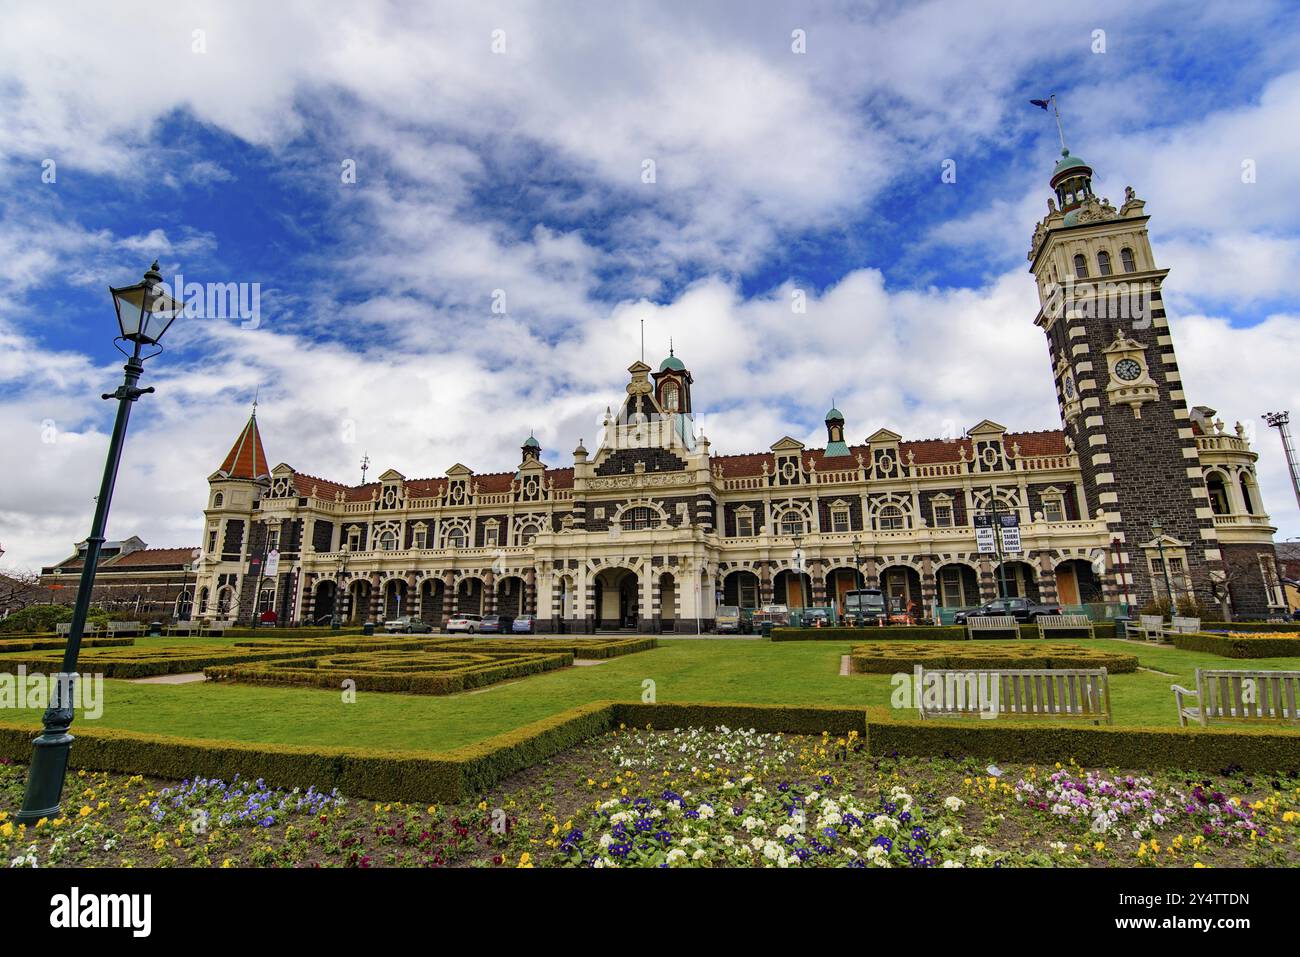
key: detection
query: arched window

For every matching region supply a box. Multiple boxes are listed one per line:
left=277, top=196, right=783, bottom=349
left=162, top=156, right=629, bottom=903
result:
left=1073, top=254, right=1089, bottom=279
left=1239, top=474, right=1256, bottom=514
left=1096, top=250, right=1112, bottom=276
left=519, top=524, right=539, bottom=545
left=661, top=382, right=680, bottom=412
left=778, top=511, right=806, bottom=536
left=175, top=589, right=193, bottom=620
left=213, top=492, right=224, bottom=508
left=877, top=505, right=907, bottom=530
left=621, top=507, right=658, bottom=530
left=446, top=528, right=466, bottom=549
left=1206, top=473, right=1230, bottom=515
left=378, top=529, right=398, bottom=551
left=1120, top=247, right=1136, bottom=273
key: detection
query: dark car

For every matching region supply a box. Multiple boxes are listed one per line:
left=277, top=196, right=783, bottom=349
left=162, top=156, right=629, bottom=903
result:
left=512, top=615, right=536, bottom=634
left=952, top=597, right=1062, bottom=625
left=479, top=614, right=513, bottom=634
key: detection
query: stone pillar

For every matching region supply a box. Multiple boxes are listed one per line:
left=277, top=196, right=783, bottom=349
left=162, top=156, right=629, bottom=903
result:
left=1036, top=552, right=1059, bottom=605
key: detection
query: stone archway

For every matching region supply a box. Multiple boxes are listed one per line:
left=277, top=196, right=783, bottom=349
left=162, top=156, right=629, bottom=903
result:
left=420, top=578, right=445, bottom=626
left=594, top=567, right=639, bottom=629
left=722, top=569, right=761, bottom=610
left=346, top=579, right=371, bottom=623
left=313, top=580, right=338, bottom=622
left=772, top=568, right=813, bottom=609
left=496, top=575, right=526, bottom=617
left=456, top=577, right=485, bottom=615
left=879, top=565, right=922, bottom=616
left=382, top=579, right=408, bottom=619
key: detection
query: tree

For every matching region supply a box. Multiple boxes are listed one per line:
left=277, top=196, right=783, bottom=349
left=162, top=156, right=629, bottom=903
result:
left=0, top=568, right=49, bottom=615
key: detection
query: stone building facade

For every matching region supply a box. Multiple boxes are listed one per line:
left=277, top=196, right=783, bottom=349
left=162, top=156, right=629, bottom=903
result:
left=190, top=151, right=1285, bottom=631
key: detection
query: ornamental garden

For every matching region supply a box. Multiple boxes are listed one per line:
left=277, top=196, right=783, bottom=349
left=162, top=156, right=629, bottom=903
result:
left=2, top=624, right=1299, bottom=868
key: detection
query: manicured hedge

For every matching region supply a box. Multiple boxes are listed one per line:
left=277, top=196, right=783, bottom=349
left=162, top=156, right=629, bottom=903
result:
left=848, top=642, right=1138, bottom=674
left=0, top=645, right=324, bottom=678
left=206, top=649, right=575, bottom=695
left=461, top=637, right=658, bottom=659
left=773, top=623, right=1115, bottom=642
left=865, top=708, right=1300, bottom=772
left=1173, top=631, right=1300, bottom=659
left=220, top=626, right=369, bottom=639
left=0, top=636, right=135, bottom=654
left=1208, top=621, right=1300, bottom=634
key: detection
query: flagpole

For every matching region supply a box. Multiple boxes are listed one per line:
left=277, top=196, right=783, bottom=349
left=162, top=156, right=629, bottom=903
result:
left=1050, top=94, right=1067, bottom=152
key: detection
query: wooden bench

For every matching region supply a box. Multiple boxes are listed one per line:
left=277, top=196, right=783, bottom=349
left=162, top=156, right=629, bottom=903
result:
left=1035, top=614, right=1095, bottom=640
left=106, top=620, right=143, bottom=637
left=1135, top=615, right=1166, bottom=641
left=965, top=615, right=1020, bottom=640
left=1172, top=668, right=1300, bottom=727
left=917, top=667, right=1112, bottom=724
left=1170, top=616, right=1201, bottom=635
left=56, top=622, right=72, bottom=637
left=165, top=622, right=202, bottom=637
left=202, top=620, right=237, bottom=636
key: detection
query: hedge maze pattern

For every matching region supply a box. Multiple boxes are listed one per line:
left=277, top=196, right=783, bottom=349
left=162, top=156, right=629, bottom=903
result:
left=848, top=641, right=1138, bottom=674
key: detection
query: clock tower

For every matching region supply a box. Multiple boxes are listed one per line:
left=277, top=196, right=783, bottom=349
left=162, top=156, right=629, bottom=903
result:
left=1029, top=148, right=1221, bottom=608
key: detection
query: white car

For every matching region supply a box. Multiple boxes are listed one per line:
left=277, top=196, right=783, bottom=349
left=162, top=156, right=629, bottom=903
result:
left=384, top=615, right=431, bottom=634
left=444, top=613, right=483, bottom=634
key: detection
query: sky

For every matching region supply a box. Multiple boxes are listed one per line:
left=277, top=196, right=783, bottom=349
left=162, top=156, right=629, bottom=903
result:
left=1, top=0, right=1299, bottom=569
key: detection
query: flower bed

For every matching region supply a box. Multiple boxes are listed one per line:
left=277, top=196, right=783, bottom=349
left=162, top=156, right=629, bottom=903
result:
left=6, top=728, right=1296, bottom=868
left=848, top=642, right=1138, bottom=674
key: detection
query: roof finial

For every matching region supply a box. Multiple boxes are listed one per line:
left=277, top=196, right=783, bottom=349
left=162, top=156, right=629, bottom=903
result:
left=251, top=385, right=259, bottom=417
left=360, top=452, right=370, bottom=485
left=669, top=337, right=674, bottom=357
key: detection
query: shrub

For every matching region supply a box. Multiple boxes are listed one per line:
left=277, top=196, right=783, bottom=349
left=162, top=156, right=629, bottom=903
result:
left=773, top=623, right=1115, bottom=642
left=848, top=641, right=1137, bottom=674
left=206, top=648, right=574, bottom=695
left=1173, top=631, right=1300, bottom=659
left=0, top=645, right=324, bottom=678
left=0, top=605, right=107, bottom=635
left=0, top=636, right=134, bottom=654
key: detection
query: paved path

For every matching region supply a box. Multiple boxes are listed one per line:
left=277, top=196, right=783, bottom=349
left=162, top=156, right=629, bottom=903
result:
left=840, top=655, right=852, bottom=676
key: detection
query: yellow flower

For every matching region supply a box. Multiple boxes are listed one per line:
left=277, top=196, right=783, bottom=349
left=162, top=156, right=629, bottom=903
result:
left=427, top=805, right=437, bottom=815
left=79, top=806, right=93, bottom=818
left=221, top=859, right=234, bottom=868
left=1093, top=841, right=1104, bottom=852
left=0, top=822, right=14, bottom=838
left=1193, top=861, right=1206, bottom=868
left=517, top=852, right=533, bottom=868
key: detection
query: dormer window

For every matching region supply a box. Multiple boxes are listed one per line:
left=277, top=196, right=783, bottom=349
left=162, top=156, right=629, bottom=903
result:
left=213, top=492, right=224, bottom=508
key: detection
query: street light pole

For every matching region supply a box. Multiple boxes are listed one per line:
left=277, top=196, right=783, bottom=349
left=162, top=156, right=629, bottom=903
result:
left=1151, top=519, right=1175, bottom=609
left=18, top=262, right=178, bottom=823
left=988, top=486, right=1010, bottom=600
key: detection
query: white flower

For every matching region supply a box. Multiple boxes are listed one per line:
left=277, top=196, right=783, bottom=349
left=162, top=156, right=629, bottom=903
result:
left=969, top=845, right=991, bottom=859
left=742, top=816, right=765, bottom=832
left=666, top=848, right=687, bottom=865
left=697, top=804, right=714, bottom=819
left=599, top=833, right=613, bottom=848
left=943, top=796, right=965, bottom=812
left=1050, top=842, right=1068, bottom=853
left=692, top=849, right=706, bottom=860
left=942, top=859, right=964, bottom=868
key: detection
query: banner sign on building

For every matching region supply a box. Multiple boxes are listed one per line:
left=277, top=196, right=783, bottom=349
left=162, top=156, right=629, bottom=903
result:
left=998, top=514, right=1022, bottom=554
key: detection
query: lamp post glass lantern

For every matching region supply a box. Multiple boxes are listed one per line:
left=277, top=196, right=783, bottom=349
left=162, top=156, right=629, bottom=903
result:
left=17, top=262, right=179, bottom=824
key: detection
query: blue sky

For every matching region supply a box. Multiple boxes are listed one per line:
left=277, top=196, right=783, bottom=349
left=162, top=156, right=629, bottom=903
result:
left=2, top=0, right=1299, bottom=567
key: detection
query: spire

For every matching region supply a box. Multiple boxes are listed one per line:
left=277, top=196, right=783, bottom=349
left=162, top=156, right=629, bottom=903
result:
left=218, top=412, right=269, bottom=480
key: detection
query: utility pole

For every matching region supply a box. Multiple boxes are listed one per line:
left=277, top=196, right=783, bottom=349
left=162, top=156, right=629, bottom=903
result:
left=1263, top=412, right=1300, bottom=513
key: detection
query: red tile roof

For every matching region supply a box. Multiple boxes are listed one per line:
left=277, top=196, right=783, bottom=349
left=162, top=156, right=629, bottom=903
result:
left=108, top=547, right=200, bottom=567
left=219, top=415, right=269, bottom=480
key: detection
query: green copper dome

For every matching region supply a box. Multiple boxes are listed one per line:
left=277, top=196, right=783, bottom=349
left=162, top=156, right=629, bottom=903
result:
left=522, top=435, right=540, bottom=448
left=659, top=354, right=685, bottom=372
left=825, top=406, right=844, bottom=421
left=1053, top=150, right=1090, bottom=177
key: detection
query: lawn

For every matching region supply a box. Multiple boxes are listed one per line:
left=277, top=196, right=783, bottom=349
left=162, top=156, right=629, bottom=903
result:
left=2, top=636, right=1298, bottom=753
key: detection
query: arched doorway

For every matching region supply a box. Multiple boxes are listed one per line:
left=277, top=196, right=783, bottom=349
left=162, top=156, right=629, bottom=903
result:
left=594, top=567, right=639, bottom=629
left=347, top=579, right=371, bottom=623
left=879, top=565, right=922, bottom=616
left=825, top=567, right=861, bottom=613
left=496, top=575, right=525, bottom=617
left=556, top=575, right=574, bottom=632
left=722, top=569, right=761, bottom=610
left=314, top=580, right=338, bottom=623
left=216, top=586, right=236, bottom=617
left=383, top=579, right=408, bottom=619
left=658, top=572, right=676, bottom=632
left=456, top=577, right=484, bottom=615
left=995, top=561, right=1040, bottom=602
left=935, top=563, right=979, bottom=609
left=1056, top=559, right=1102, bottom=606
left=773, top=568, right=813, bottom=609
left=175, top=589, right=194, bottom=621
left=420, top=578, right=445, bottom=626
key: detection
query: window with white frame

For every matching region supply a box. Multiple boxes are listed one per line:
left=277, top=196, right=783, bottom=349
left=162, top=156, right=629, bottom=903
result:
left=778, top=511, right=806, bottom=536
left=932, top=500, right=954, bottom=528
left=265, top=527, right=280, bottom=553
left=519, top=523, right=539, bottom=545
left=346, top=527, right=362, bottom=551
left=377, top=528, right=398, bottom=551
left=446, top=527, right=466, bottom=549
left=1260, top=555, right=1283, bottom=606
left=483, top=523, right=499, bottom=547
left=735, top=509, right=755, bottom=538
left=621, top=507, right=659, bottom=531
left=877, top=505, right=906, bottom=530
left=830, top=504, right=851, bottom=533
left=412, top=524, right=428, bottom=550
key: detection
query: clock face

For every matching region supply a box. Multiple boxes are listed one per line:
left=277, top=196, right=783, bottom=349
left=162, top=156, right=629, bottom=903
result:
left=1113, top=358, right=1143, bottom=382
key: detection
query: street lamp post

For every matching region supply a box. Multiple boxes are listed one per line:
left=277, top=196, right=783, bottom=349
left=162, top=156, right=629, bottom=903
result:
left=332, top=545, right=350, bottom=630
left=180, top=548, right=201, bottom=621
left=1150, top=519, right=1175, bottom=610
left=851, top=535, right=864, bottom=626
left=18, top=262, right=179, bottom=823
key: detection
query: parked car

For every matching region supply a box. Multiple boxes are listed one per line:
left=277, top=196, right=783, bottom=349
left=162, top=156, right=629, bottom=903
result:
left=445, top=613, right=484, bottom=634
left=751, top=604, right=790, bottom=630
left=842, top=588, right=888, bottom=626
left=796, top=607, right=834, bottom=627
left=512, top=615, right=536, bottom=634
left=952, top=597, right=1062, bottom=625
left=479, top=614, right=513, bottom=634
left=384, top=615, right=433, bottom=634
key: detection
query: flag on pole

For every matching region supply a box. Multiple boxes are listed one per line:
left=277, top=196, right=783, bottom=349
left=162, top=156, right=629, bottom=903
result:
left=1030, top=98, right=1050, bottom=110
